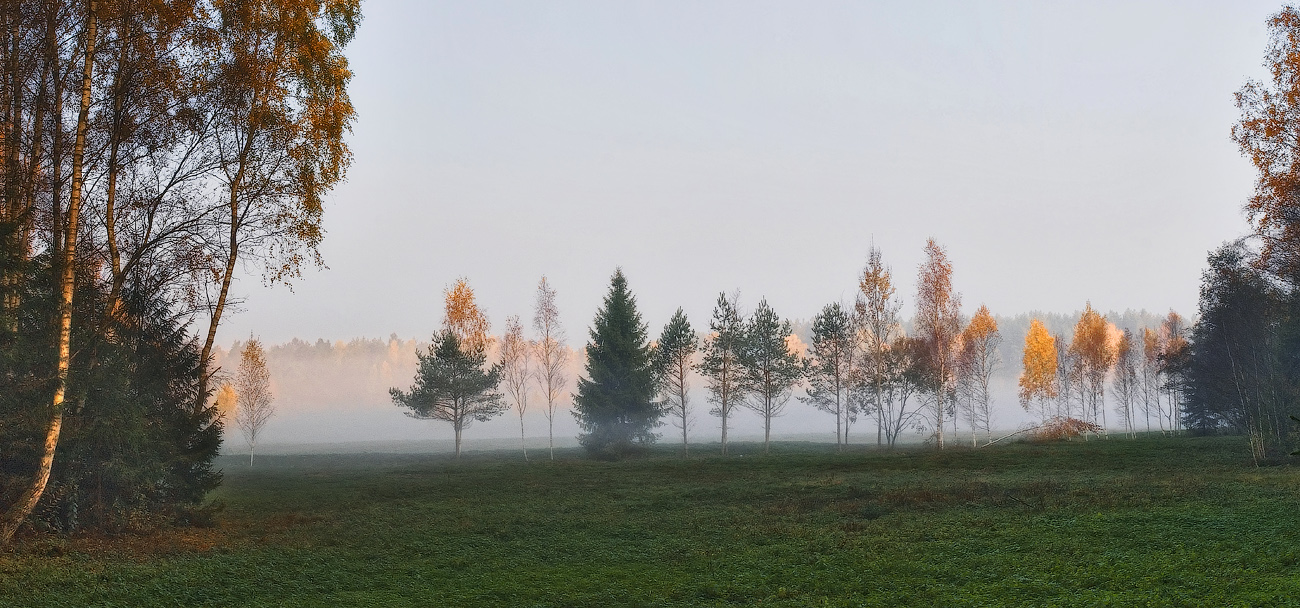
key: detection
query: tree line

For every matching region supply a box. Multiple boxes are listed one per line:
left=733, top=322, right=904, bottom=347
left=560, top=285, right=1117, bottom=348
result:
left=0, top=0, right=360, bottom=543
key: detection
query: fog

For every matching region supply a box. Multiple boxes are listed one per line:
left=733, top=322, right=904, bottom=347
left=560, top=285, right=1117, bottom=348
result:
left=216, top=309, right=1171, bottom=454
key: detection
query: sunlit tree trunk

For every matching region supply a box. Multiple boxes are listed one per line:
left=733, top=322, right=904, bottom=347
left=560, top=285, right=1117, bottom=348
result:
left=0, top=0, right=96, bottom=545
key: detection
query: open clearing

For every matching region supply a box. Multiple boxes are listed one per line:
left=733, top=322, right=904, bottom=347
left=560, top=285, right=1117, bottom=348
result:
left=2, top=436, right=1299, bottom=607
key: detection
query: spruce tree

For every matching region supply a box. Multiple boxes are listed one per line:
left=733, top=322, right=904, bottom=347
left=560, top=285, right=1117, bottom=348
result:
left=573, top=269, right=659, bottom=457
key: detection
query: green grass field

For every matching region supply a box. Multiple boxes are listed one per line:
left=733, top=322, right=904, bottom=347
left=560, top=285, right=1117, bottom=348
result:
left=2, top=435, right=1299, bottom=607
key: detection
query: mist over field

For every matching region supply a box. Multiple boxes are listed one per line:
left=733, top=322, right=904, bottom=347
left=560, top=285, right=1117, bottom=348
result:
left=217, top=309, right=1174, bottom=453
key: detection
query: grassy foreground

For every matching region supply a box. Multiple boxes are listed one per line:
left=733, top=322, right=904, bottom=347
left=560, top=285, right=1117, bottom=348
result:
left=2, top=435, right=1299, bottom=607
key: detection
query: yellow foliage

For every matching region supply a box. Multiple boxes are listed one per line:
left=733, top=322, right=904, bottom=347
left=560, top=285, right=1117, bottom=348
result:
left=215, top=383, right=238, bottom=421
left=1019, top=319, right=1057, bottom=408
left=443, top=277, right=492, bottom=354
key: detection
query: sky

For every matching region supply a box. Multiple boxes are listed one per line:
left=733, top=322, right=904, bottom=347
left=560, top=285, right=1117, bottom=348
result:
left=218, top=0, right=1280, bottom=347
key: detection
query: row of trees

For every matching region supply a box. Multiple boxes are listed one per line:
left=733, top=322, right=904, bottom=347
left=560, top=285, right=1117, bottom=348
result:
left=1017, top=308, right=1188, bottom=439
left=0, top=0, right=360, bottom=542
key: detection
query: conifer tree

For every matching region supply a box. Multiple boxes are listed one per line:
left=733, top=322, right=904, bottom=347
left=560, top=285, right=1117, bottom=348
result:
left=741, top=299, right=803, bottom=454
left=572, top=269, right=659, bottom=457
left=801, top=302, right=854, bottom=451
left=655, top=308, right=698, bottom=455
left=700, top=292, right=746, bottom=454
left=390, top=331, right=505, bottom=459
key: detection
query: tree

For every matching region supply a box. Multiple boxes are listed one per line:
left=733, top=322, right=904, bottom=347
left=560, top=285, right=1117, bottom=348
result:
left=1018, top=319, right=1058, bottom=422
left=235, top=337, right=275, bottom=465
left=655, top=308, right=697, bottom=455
left=870, top=335, right=928, bottom=448
left=915, top=238, right=961, bottom=448
left=0, top=0, right=98, bottom=543
left=532, top=276, right=568, bottom=460
left=855, top=245, right=903, bottom=446
left=1112, top=329, right=1139, bottom=438
left=1159, top=311, right=1190, bottom=434
left=740, top=299, right=803, bottom=454
left=195, top=0, right=361, bottom=412
left=443, top=277, right=492, bottom=355
left=572, top=269, right=659, bottom=458
left=390, top=330, right=505, bottom=459
left=1232, top=6, right=1300, bottom=283
left=500, top=315, right=532, bottom=461
left=1185, top=243, right=1288, bottom=460
left=700, top=291, right=746, bottom=454
left=802, top=302, right=855, bottom=450
left=957, top=304, right=1000, bottom=446
left=1139, top=327, right=1163, bottom=433
left=1069, top=303, right=1116, bottom=436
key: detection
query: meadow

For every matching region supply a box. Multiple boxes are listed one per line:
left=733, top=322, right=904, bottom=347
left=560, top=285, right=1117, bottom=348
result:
left=1, top=435, right=1298, bottom=607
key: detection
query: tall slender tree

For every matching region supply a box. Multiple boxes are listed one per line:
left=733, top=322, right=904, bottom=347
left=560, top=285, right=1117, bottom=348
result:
left=856, top=245, right=902, bottom=447
left=1112, top=329, right=1139, bottom=438
left=0, top=0, right=97, bottom=543
left=915, top=238, right=961, bottom=449
left=655, top=308, right=697, bottom=455
left=957, top=304, right=1000, bottom=446
left=500, top=315, right=533, bottom=461
left=572, top=269, right=659, bottom=458
left=235, top=337, right=275, bottom=465
left=700, top=291, right=746, bottom=454
left=532, top=275, right=568, bottom=460
left=1069, top=303, right=1116, bottom=436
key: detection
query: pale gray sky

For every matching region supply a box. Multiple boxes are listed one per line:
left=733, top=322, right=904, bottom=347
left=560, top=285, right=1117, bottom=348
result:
left=220, top=0, right=1275, bottom=346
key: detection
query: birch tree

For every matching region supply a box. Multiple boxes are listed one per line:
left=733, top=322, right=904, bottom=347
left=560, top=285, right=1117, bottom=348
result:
left=957, top=304, right=1000, bottom=446
left=1069, top=303, right=1116, bottom=436
left=855, top=245, right=902, bottom=446
left=500, top=315, right=533, bottom=461
left=235, top=337, right=275, bottom=465
left=0, top=0, right=97, bottom=543
left=1112, top=329, right=1139, bottom=438
left=915, top=238, right=961, bottom=448
left=532, top=276, right=567, bottom=460
left=196, top=0, right=361, bottom=412
left=1018, top=319, right=1058, bottom=423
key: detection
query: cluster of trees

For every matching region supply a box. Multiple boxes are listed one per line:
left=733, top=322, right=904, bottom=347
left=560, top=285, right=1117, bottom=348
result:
left=1180, top=5, right=1300, bottom=461
left=391, top=277, right=570, bottom=460
left=1016, top=308, right=1187, bottom=439
left=0, top=1, right=359, bottom=542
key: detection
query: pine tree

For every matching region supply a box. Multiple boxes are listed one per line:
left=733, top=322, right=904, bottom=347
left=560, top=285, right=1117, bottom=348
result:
left=700, top=292, right=747, bottom=454
left=573, top=269, right=660, bottom=458
left=655, top=308, right=698, bottom=455
left=741, top=299, right=803, bottom=454
left=390, top=331, right=505, bottom=459
left=801, top=302, right=854, bottom=451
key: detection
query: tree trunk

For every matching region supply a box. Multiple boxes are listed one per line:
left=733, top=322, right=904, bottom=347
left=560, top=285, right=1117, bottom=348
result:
left=763, top=410, right=771, bottom=454
left=454, top=424, right=463, bottom=460
left=721, top=406, right=728, bottom=455
left=0, top=0, right=96, bottom=545
left=547, top=401, right=554, bottom=460
left=519, top=410, right=528, bottom=462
